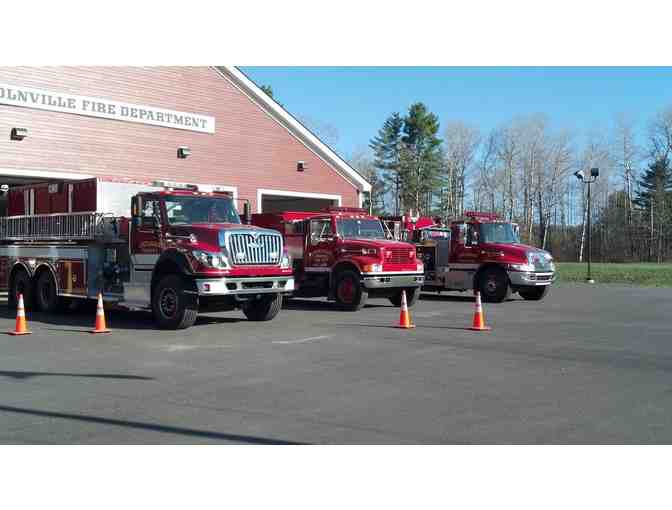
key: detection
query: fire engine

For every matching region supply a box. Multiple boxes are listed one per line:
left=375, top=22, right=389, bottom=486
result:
left=381, top=211, right=556, bottom=302
left=0, top=178, right=294, bottom=329
left=252, top=208, right=424, bottom=310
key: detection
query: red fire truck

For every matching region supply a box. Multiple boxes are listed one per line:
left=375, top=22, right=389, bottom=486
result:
left=0, top=178, right=294, bottom=329
left=252, top=208, right=424, bottom=310
left=381, top=211, right=556, bottom=302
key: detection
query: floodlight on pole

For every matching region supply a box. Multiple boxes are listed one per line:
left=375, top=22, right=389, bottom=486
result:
left=574, top=167, right=599, bottom=283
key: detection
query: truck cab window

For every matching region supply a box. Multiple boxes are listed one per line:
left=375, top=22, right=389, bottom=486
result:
left=140, top=199, right=161, bottom=228
left=309, top=219, right=332, bottom=244
left=466, top=224, right=479, bottom=246
left=163, top=196, right=240, bottom=225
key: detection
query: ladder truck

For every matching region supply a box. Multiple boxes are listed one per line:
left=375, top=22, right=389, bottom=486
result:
left=0, top=178, right=294, bottom=329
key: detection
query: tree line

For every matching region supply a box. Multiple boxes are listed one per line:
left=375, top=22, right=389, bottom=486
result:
left=349, top=104, right=672, bottom=263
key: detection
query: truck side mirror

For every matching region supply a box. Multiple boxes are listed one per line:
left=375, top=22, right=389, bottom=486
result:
left=243, top=201, right=252, bottom=225
left=131, top=196, right=142, bottom=227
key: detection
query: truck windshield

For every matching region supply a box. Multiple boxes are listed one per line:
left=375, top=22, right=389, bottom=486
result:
left=336, top=218, right=386, bottom=239
left=479, top=223, right=519, bottom=244
left=164, top=195, right=240, bottom=225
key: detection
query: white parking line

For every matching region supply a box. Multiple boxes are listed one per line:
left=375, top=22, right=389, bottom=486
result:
left=272, top=335, right=331, bottom=345
left=414, top=311, right=445, bottom=318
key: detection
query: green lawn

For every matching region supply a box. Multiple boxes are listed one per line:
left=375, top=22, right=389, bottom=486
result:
left=556, top=262, right=672, bottom=287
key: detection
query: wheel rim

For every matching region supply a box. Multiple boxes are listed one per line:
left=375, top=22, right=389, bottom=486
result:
left=485, top=276, right=498, bottom=294
left=159, top=288, right=178, bottom=318
left=338, top=277, right=355, bottom=304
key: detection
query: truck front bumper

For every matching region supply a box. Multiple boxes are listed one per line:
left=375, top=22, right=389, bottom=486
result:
left=508, top=271, right=555, bottom=287
left=362, top=272, right=425, bottom=289
left=196, top=275, right=295, bottom=296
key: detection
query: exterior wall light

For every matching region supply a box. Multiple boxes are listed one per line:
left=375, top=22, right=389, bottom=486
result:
left=297, top=160, right=307, bottom=172
left=10, top=127, right=28, bottom=141
left=177, top=146, right=191, bottom=159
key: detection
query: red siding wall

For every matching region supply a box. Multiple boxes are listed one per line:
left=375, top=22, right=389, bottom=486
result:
left=0, top=67, right=360, bottom=211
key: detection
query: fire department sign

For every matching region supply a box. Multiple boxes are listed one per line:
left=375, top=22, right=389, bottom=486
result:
left=0, top=83, right=215, bottom=134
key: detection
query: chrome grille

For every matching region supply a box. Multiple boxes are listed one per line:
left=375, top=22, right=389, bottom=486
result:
left=387, top=247, right=411, bottom=263
left=228, top=233, right=282, bottom=265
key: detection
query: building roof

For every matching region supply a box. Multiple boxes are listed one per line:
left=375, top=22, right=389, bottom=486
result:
left=212, top=66, right=371, bottom=194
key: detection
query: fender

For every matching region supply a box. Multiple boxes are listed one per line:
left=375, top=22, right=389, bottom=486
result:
left=34, top=262, right=60, bottom=294
left=151, top=249, right=194, bottom=286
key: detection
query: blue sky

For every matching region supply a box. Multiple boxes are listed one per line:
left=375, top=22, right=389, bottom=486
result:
left=241, top=67, right=672, bottom=159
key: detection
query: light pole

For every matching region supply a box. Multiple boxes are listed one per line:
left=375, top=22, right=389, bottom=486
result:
left=574, top=167, right=599, bottom=283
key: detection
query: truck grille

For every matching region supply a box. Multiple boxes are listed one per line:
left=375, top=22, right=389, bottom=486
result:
left=387, top=248, right=411, bottom=263
left=228, top=233, right=282, bottom=265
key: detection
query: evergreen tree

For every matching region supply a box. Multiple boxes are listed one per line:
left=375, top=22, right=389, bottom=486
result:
left=400, top=103, right=444, bottom=215
left=369, top=113, right=404, bottom=214
left=634, top=155, right=672, bottom=261
left=634, top=155, right=672, bottom=210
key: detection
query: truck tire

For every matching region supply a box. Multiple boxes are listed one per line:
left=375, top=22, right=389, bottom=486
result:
left=35, top=270, right=61, bottom=313
left=478, top=267, right=511, bottom=303
left=389, top=287, right=419, bottom=307
left=334, top=269, right=368, bottom=311
left=9, top=268, right=33, bottom=310
left=242, top=294, right=283, bottom=321
left=518, top=286, right=549, bottom=301
left=152, top=274, right=198, bottom=330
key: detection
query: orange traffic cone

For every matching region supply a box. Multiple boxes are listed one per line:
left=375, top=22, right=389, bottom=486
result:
left=90, top=293, right=111, bottom=334
left=395, top=290, right=415, bottom=329
left=469, top=291, right=491, bottom=331
left=8, top=293, right=32, bottom=335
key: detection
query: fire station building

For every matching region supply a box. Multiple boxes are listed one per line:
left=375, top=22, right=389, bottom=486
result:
left=0, top=66, right=370, bottom=216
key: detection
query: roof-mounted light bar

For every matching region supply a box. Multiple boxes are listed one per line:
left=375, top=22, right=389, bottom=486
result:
left=153, top=180, right=198, bottom=191
left=463, top=211, right=501, bottom=220
left=325, top=206, right=368, bottom=213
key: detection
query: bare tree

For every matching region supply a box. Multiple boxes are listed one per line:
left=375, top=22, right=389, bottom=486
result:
left=442, top=121, right=480, bottom=218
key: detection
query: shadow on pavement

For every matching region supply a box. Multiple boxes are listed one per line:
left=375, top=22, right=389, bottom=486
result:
left=0, top=404, right=304, bottom=444
left=283, top=298, right=388, bottom=311
left=420, top=293, right=522, bottom=303
left=0, top=301, right=241, bottom=331
left=420, top=293, right=475, bottom=303
left=0, top=370, right=154, bottom=381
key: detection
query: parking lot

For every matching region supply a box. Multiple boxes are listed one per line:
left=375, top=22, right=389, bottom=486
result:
left=0, top=284, right=670, bottom=444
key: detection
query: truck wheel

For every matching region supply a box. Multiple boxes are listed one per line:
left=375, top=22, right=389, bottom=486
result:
left=9, top=269, right=33, bottom=310
left=519, top=286, right=549, bottom=301
left=152, top=274, right=198, bottom=330
left=35, top=270, right=61, bottom=313
left=389, top=288, right=419, bottom=307
left=478, top=267, right=511, bottom=303
left=334, top=270, right=368, bottom=311
left=242, top=294, right=283, bottom=321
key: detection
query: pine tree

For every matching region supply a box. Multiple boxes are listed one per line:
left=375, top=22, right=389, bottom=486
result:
left=634, top=155, right=672, bottom=261
left=369, top=113, right=404, bottom=214
left=400, top=103, right=444, bottom=215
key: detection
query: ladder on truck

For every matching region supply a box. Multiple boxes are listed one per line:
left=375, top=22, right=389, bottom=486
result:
left=0, top=212, right=113, bottom=241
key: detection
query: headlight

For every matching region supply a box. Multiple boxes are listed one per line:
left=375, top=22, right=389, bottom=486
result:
left=510, top=263, right=535, bottom=272
left=280, top=249, right=292, bottom=269
left=193, top=250, right=230, bottom=269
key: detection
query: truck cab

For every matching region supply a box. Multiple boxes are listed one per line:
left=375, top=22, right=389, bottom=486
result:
left=0, top=178, right=294, bottom=329
left=384, top=211, right=556, bottom=303
left=253, top=208, right=424, bottom=310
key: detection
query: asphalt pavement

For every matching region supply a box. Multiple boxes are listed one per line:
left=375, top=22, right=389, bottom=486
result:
left=0, top=284, right=670, bottom=444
